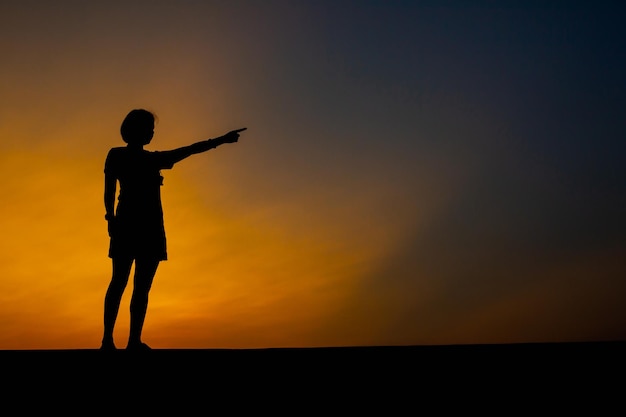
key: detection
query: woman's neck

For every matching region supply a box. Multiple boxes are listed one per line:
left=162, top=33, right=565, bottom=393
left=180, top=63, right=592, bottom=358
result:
left=128, top=143, right=144, bottom=151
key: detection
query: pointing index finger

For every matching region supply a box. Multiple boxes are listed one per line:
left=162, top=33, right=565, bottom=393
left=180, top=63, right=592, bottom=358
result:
left=234, top=127, right=247, bottom=133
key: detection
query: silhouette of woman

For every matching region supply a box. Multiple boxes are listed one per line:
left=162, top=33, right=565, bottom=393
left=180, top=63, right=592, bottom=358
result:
left=100, top=108, right=245, bottom=351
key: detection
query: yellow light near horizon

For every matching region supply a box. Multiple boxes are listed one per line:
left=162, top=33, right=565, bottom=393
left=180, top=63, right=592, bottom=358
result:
left=0, top=145, right=384, bottom=349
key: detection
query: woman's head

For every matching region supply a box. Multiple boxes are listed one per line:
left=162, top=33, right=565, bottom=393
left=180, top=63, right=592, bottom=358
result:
left=120, top=109, right=156, bottom=145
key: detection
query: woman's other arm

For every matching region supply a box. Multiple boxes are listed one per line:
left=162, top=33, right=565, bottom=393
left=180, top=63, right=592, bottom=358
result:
left=104, top=174, right=117, bottom=236
left=104, top=174, right=116, bottom=219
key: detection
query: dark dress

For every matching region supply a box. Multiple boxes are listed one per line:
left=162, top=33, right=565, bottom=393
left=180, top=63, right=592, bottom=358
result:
left=105, top=147, right=178, bottom=261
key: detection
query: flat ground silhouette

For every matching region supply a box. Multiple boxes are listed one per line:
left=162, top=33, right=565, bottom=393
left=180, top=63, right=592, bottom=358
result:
left=2, top=341, right=622, bottom=412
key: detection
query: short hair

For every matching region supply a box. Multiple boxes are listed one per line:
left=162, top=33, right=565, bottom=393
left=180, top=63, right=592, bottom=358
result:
left=120, top=109, right=156, bottom=144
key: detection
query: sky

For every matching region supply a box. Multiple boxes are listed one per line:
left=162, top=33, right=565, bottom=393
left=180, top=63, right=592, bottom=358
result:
left=0, top=0, right=624, bottom=349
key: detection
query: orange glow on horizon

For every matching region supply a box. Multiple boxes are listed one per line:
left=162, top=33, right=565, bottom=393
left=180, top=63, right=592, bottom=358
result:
left=0, top=143, right=413, bottom=349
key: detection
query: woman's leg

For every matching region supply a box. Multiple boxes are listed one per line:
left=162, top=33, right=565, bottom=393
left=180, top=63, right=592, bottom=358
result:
left=127, top=257, right=160, bottom=349
left=101, top=256, right=134, bottom=349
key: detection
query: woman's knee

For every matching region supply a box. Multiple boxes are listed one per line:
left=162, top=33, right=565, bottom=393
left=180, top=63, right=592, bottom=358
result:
left=134, top=258, right=160, bottom=286
left=107, top=276, right=129, bottom=295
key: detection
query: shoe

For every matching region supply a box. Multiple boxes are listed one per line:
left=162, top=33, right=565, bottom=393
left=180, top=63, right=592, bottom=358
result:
left=126, top=342, right=152, bottom=351
left=100, top=340, right=117, bottom=351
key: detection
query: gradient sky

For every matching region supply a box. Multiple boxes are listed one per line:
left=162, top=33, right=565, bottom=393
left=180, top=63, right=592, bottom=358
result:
left=0, top=1, right=624, bottom=349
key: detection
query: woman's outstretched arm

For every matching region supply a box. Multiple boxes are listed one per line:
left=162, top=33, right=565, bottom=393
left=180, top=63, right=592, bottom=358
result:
left=160, top=128, right=246, bottom=167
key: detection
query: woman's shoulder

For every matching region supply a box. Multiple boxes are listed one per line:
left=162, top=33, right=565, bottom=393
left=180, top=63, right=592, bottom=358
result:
left=107, top=146, right=127, bottom=156
left=107, top=146, right=144, bottom=160
left=104, top=147, right=129, bottom=171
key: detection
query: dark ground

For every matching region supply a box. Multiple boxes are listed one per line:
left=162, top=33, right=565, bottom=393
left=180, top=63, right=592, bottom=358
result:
left=2, top=341, right=623, bottom=412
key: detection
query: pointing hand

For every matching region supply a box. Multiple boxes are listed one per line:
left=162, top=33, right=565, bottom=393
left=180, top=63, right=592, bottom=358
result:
left=222, top=127, right=247, bottom=143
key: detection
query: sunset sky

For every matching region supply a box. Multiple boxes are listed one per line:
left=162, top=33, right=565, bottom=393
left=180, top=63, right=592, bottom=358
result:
left=0, top=1, right=624, bottom=349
